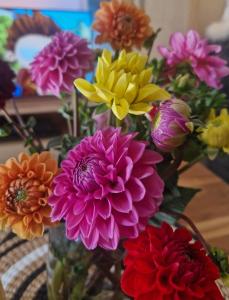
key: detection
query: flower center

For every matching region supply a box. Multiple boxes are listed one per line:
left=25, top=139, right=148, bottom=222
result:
left=73, top=157, right=99, bottom=192
left=4, top=177, right=45, bottom=213
left=15, top=189, right=27, bottom=202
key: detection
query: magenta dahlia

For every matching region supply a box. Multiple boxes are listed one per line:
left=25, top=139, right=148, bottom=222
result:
left=158, top=30, right=229, bottom=89
left=49, top=127, right=164, bottom=250
left=30, top=31, right=93, bottom=96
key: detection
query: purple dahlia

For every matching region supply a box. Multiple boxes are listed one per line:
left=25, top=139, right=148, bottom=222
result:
left=49, top=127, right=164, bottom=250
left=30, top=31, right=93, bottom=96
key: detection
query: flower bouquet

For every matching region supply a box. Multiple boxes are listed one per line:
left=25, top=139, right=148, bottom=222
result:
left=1, top=0, right=229, bottom=299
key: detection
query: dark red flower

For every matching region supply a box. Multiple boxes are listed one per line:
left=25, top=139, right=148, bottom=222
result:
left=121, top=223, right=223, bottom=300
left=0, top=60, right=15, bottom=108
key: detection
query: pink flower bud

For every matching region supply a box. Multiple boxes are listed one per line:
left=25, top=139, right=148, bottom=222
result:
left=151, top=99, right=193, bottom=152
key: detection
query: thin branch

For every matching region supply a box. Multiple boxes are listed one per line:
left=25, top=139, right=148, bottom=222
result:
left=147, top=28, right=161, bottom=63
left=164, top=209, right=211, bottom=255
left=178, top=154, right=205, bottom=174
left=1, top=108, right=27, bottom=141
left=11, top=98, right=44, bottom=151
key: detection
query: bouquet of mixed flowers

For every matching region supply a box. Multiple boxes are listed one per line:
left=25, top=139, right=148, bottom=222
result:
left=1, top=0, right=229, bottom=299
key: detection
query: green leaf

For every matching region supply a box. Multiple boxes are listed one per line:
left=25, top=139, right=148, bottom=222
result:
left=155, top=186, right=201, bottom=225
left=210, top=246, right=229, bottom=277
left=47, top=136, right=62, bottom=149
left=182, top=138, right=203, bottom=162
left=95, top=103, right=108, bottom=115
left=58, top=106, right=72, bottom=120
left=0, top=125, right=11, bottom=137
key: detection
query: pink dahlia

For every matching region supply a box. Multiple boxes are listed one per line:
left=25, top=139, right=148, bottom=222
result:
left=30, top=31, right=93, bottom=96
left=49, top=127, right=164, bottom=250
left=158, top=30, right=229, bottom=89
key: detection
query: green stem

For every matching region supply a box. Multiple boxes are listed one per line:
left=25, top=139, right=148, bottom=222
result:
left=73, top=89, right=80, bottom=137
left=11, top=99, right=44, bottom=151
left=115, top=117, right=122, bottom=128
left=178, top=153, right=205, bottom=174
left=147, top=28, right=161, bottom=63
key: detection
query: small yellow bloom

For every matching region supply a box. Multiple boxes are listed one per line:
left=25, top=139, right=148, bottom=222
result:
left=74, top=49, right=170, bottom=120
left=200, top=108, right=229, bottom=154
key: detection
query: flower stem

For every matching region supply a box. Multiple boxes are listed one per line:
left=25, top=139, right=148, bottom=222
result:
left=11, top=98, right=44, bottom=151
left=165, top=209, right=211, bottom=254
left=147, top=28, right=161, bottom=63
left=1, top=108, right=27, bottom=141
left=161, top=149, right=183, bottom=181
left=178, top=153, right=205, bottom=174
left=115, top=117, right=122, bottom=128
left=73, top=89, right=80, bottom=137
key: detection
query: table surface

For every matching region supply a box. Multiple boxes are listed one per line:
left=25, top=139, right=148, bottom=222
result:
left=0, top=163, right=228, bottom=300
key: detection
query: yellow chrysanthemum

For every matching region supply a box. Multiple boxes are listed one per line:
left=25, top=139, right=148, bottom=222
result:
left=74, top=49, right=170, bottom=120
left=200, top=108, right=229, bottom=153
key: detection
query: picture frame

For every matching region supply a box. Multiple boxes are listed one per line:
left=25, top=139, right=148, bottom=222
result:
left=0, top=0, right=88, bottom=11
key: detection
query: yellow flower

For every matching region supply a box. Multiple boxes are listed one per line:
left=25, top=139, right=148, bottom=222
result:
left=200, top=108, right=229, bottom=154
left=74, top=49, right=170, bottom=120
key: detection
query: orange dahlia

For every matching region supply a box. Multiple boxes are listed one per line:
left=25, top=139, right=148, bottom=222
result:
left=93, top=0, right=153, bottom=51
left=0, top=152, right=58, bottom=239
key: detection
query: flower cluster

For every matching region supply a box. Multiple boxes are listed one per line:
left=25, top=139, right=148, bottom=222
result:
left=30, top=31, right=93, bottom=96
left=75, top=49, right=170, bottom=120
left=1, top=1, right=228, bottom=299
left=0, top=152, right=58, bottom=239
left=158, top=30, right=229, bottom=89
left=49, top=128, right=164, bottom=250
left=121, top=223, right=223, bottom=300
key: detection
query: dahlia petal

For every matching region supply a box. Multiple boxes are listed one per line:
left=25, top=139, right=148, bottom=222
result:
left=53, top=183, right=68, bottom=196
left=120, top=156, right=133, bottom=182
left=65, top=211, right=83, bottom=230
left=86, top=203, right=97, bottom=225
left=133, top=165, right=154, bottom=179
left=73, top=199, right=87, bottom=215
left=80, top=218, right=92, bottom=238
left=115, top=207, right=139, bottom=226
left=83, top=228, right=100, bottom=250
left=107, top=176, right=125, bottom=193
left=109, top=191, right=133, bottom=213
left=119, top=224, right=139, bottom=239
left=170, top=32, right=185, bottom=54
left=50, top=198, right=70, bottom=221
left=126, top=177, right=146, bottom=202
left=141, top=149, right=163, bottom=164
left=97, top=198, right=111, bottom=219
left=128, top=140, right=145, bottom=163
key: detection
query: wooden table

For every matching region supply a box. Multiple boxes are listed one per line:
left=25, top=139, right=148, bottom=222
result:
left=180, top=163, right=229, bottom=252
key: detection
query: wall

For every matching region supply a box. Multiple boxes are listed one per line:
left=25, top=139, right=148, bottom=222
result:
left=135, top=0, right=225, bottom=56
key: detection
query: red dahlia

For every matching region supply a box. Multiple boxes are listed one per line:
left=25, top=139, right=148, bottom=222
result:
left=121, top=223, right=223, bottom=300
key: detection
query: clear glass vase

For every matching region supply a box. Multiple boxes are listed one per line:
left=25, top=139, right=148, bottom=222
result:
left=47, top=224, right=128, bottom=300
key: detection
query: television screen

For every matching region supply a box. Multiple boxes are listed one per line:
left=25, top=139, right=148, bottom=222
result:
left=0, top=0, right=100, bottom=96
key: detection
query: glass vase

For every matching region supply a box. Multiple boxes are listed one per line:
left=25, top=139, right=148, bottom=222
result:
left=47, top=224, right=128, bottom=300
